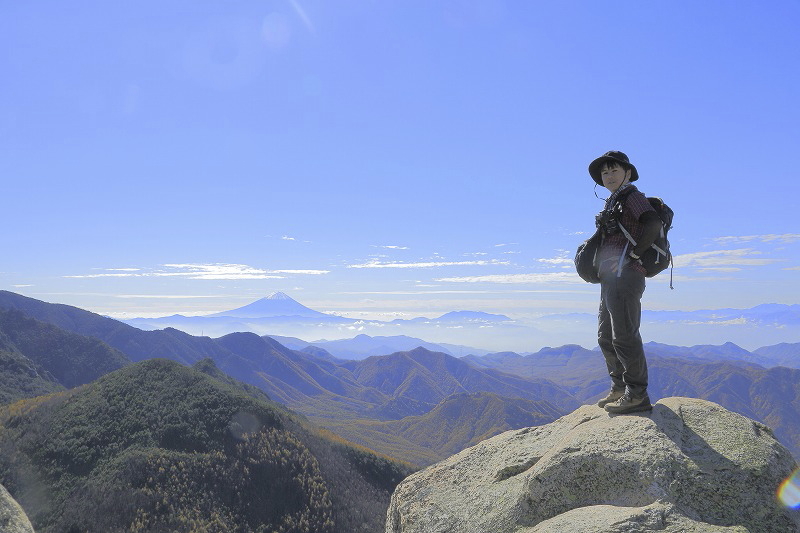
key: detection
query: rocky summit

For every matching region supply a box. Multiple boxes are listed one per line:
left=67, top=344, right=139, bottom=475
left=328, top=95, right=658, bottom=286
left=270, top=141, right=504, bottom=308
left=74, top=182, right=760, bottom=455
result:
left=386, top=397, right=800, bottom=533
left=0, top=483, right=34, bottom=533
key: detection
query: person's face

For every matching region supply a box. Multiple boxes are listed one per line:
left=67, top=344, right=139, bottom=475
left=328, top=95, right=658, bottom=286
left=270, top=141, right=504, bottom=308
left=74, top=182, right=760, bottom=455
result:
left=600, top=162, right=631, bottom=192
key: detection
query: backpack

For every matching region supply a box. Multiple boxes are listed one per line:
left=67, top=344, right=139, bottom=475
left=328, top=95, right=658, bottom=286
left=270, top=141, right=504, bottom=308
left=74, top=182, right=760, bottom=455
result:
left=575, top=189, right=674, bottom=288
left=617, top=192, right=674, bottom=287
left=574, top=229, right=602, bottom=284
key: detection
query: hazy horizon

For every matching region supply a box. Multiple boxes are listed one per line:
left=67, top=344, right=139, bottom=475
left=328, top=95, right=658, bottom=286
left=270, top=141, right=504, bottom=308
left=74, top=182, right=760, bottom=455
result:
left=107, top=291, right=797, bottom=353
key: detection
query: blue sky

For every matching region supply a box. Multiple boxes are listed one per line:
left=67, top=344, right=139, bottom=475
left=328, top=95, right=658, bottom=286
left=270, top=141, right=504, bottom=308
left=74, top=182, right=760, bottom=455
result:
left=2, top=1, right=799, bottom=330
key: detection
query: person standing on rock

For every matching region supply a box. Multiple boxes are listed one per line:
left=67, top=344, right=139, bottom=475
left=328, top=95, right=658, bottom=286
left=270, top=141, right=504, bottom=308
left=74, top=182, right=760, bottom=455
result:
left=589, top=151, right=662, bottom=414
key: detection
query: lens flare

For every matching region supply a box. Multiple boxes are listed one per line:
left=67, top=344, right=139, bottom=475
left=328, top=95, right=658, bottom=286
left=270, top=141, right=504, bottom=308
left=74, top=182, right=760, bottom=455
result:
left=228, top=411, right=262, bottom=440
left=778, top=469, right=800, bottom=508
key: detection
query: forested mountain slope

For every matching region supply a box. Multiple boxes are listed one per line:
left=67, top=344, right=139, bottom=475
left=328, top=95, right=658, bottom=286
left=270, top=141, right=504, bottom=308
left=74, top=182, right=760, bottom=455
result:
left=0, top=359, right=411, bottom=533
left=0, top=308, right=129, bottom=404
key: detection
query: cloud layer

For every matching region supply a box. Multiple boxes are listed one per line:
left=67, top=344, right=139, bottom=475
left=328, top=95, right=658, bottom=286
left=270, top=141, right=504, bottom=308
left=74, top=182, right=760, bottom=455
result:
left=348, top=259, right=510, bottom=269
left=673, top=249, right=781, bottom=271
left=65, top=263, right=329, bottom=281
left=436, top=272, right=579, bottom=284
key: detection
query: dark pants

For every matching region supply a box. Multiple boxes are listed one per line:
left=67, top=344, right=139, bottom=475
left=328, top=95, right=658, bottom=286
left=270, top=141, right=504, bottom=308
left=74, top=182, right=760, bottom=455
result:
left=598, top=267, right=648, bottom=397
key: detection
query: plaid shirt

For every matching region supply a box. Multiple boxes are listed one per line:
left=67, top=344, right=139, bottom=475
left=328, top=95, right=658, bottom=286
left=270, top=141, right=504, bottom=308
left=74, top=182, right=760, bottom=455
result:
left=597, top=185, right=655, bottom=275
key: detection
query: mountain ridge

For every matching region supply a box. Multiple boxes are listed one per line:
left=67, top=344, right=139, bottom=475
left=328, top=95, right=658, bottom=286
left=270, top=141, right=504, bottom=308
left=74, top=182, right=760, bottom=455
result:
left=321, top=391, right=563, bottom=466
left=0, top=308, right=130, bottom=404
left=1, top=290, right=799, bottom=465
left=0, top=358, right=410, bottom=533
left=295, top=333, right=471, bottom=360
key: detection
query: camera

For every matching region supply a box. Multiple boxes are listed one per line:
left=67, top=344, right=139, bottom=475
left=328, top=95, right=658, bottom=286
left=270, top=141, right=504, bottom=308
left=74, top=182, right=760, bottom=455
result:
left=596, top=211, right=620, bottom=235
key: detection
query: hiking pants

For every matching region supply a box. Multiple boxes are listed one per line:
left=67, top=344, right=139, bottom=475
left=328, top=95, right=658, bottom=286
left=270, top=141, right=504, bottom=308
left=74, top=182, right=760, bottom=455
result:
left=598, top=267, right=648, bottom=397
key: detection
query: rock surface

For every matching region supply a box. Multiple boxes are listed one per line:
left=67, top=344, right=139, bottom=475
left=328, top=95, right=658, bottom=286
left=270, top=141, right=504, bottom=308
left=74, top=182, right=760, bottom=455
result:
left=386, top=397, right=799, bottom=533
left=0, top=483, right=34, bottom=533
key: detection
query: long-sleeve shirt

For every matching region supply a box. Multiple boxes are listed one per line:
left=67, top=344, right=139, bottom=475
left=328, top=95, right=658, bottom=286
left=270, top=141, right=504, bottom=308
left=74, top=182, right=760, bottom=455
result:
left=597, top=185, right=659, bottom=275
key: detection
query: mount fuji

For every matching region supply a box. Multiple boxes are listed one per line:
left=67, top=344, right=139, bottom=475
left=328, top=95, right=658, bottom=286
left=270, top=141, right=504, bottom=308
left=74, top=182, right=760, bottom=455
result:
left=121, top=292, right=525, bottom=350
left=122, top=292, right=355, bottom=338
left=207, top=292, right=332, bottom=319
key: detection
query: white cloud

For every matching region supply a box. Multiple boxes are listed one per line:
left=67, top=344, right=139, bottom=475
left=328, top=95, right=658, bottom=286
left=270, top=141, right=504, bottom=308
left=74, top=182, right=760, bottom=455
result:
left=538, top=258, right=572, bottom=266
left=64, top=272, right=143, bottom=279
left=537, top=250, right=572, bottom=267
left=374, top=245, right=409, bottom=250
left=685, top=317, right=749, bottom=326
left=113, top=294, right=223, bottom=299
left=346, top=289, right=495, bottom=295
left=65, top=263, right=329, bottom=281
left=186, top=273, right=285, bottom=281
left=272, top=235, right=311, bottom=243
left=348, top=259, right=510, bottom=269
left=162, top=264, right=285, bottom=280
left=713, top=234, right=800, bottom=245
left=673, top=249, right=780, bottom=269
left=272, top=269, right=329, bottom=275
left=435, top=272, right=581, bottom=284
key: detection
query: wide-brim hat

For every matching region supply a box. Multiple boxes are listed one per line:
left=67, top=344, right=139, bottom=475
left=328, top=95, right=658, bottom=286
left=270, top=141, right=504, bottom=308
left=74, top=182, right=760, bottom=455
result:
left=588, top=150, right=639, bottom=186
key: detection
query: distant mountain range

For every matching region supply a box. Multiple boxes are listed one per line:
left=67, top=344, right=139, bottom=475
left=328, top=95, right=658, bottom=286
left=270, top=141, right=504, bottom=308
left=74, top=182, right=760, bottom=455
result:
left=121, top=292, right=522, bottom=351
left=118, top=291, right=800, bottom=353
left=540, top=303, right=800, bottom=350
left=275, top=333, right=493, bottom=360
left=1, top=289, right=799, bottom=470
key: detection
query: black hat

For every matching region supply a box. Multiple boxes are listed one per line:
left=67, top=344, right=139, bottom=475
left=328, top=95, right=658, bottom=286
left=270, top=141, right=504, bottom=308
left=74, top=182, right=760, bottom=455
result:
left=588, top=150, right=639, bottom=186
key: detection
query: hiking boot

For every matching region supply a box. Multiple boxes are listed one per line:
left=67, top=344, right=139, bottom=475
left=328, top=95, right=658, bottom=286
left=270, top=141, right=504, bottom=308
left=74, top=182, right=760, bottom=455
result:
left=597, top=388, right=625, bottom=408
left=604, top=390, right=652, bottom=414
